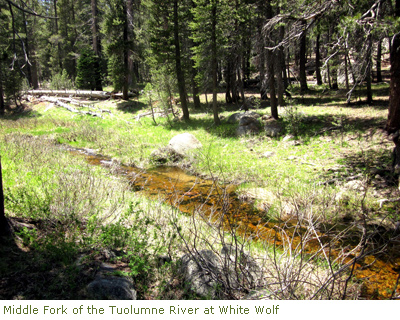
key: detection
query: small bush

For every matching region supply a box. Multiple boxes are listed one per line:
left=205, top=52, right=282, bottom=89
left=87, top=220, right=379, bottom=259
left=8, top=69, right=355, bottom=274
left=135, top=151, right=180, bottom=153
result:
left=282, top=106, right=305, bottom=137
left=49, top=70, right=74, bottom=90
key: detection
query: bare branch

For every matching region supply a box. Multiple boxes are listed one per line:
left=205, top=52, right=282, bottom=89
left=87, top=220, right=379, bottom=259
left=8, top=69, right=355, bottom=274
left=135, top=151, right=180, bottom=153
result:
left=5, top=0, right=57, bottom=19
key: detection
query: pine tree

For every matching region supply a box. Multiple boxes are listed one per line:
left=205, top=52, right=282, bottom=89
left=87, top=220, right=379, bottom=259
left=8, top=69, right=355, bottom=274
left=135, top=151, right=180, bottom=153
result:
left=75, top=48, right=102, bottom=90
left=191, top=0, right=230, bottom=125
left=102, top=0, right=132, bottom=99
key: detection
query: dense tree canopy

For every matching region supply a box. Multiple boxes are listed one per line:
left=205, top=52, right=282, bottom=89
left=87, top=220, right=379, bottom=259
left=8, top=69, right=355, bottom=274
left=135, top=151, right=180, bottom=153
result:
left=0, top=0, right=399, bottom=124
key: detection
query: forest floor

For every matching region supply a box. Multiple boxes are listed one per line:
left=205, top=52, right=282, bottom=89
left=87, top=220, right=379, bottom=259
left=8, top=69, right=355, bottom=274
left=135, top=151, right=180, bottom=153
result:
left=0, top=81, right=399, bottom=300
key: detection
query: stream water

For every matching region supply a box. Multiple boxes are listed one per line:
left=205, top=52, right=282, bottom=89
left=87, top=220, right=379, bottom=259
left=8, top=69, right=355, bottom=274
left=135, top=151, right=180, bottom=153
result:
left=70, top=147, right=399, bottom=299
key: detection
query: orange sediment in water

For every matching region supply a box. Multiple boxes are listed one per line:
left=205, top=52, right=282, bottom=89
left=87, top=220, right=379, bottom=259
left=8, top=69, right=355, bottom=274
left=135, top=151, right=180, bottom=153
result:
left=74, top=149, right=400, bottom=299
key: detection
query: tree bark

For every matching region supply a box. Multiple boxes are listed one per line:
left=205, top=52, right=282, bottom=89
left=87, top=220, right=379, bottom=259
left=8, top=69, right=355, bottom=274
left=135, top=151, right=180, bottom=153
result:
left=344, top=50, right=349, bottom=91
left=127, top=0, right=135, bottom=89
left=387, top=33, right=400, bottom=170
left=0, top=59, right=4, bottom=114
left=257, top=3, right=267, bottom=100
left=276, top=26, right=285, bottom=106
left=189, top=0, right=200, bottom=110
left=237, top=67, right=245, bottom=102
left=91, top=0, right=101, bottom=56
left=376, top=40, right=383, bottom=83
left=53, top=0, right=62, bottom=71
left=191, top=60, right=201, bottom=109
left=267, top=51, right=278, bottom=119
left=299, top=21, right=308, bottom=93
left=173, top=0, right=189, bottom=120
left=122, top=2, right=129, bottom=100
left=225, top=61, right=232, bottom=103
left=211, top=0, right=220, bottom=125
left=366, top=36, right=373, bottom=104
left=315, top=33, right=323, bottom=85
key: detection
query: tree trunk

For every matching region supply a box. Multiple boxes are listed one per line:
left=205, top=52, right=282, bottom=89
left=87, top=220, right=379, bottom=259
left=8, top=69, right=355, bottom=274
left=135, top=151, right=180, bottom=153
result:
left=258, top=35, right=267, bottom=100
left=225, top=61, right=232, bottom=103
left=53, top=0, right=62, bottom=71
left=191, top=60, right=201, bottom=109
left=127, top=0, right=135, bottom=89
left=387, top=33, right=400, bottom=171
left=315, top=33, right=323, bottom=85
left=91, top=0, right=101, bottom=56
left=299, top=21, right=308, bottom=93
left=267, top=52, right=278, bottom=119
left=211, top=0, right=220, bottom=125
left=276, top=53, right=285, bottom=106
left=366, top=37, right=373, bottom=104
left=331, top=57, right=338, bottom=90
left=387, top=34, right=400, bottom=135
left=173, top=0, right=189, bottom=120
left=122, top=2, right=129, bottom=100
left=277, top=26, right=285, bottom=106
left=282, top=49, right=288, bottom=89
left=344, top=50, right=349, bottom=91
left=0, top=158, right=10, bottom=238
left=189, top=0, right=201, bottom=110
left=237, top=67, right=245, bottom=102
left=257, top=5, right=267, bottom=100
left=0, top=59, right=4, bottom=114
left=376, top=40, right=383, bottom=83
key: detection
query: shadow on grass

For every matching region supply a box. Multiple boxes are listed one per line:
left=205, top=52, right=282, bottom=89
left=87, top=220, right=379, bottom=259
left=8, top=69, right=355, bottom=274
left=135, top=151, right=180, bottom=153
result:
left=96, top=84, right=389, bottom=141
left=0, top=104, right=44, bottom=121
left=115, top=99, right=147, bottom=114
left=0, top=218, right=94, bottom=299
left=291, top=114, right=387, bottom=138
left=150, top=102, right=387, bottom=141
left=289, top=84, right=389, bottom=111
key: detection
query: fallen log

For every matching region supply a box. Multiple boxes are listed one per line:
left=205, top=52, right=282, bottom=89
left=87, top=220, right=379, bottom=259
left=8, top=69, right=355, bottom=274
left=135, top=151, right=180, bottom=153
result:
left=58, top=98, right=112, bottom=115
left=27, top=89, right=139, bottom=100
left=27, top=89, right=111, bottom=99
left=42, top=96, right=103, bottom=118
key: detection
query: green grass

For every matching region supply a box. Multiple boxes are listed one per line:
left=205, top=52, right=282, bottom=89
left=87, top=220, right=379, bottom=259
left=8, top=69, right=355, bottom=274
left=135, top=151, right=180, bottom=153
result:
left=0, top=82, right=398, bottom=299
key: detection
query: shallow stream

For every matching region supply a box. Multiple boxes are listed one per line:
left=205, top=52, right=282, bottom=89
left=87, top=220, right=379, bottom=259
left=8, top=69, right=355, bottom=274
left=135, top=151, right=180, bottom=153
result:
left=70, top=147, right=400, bottom=299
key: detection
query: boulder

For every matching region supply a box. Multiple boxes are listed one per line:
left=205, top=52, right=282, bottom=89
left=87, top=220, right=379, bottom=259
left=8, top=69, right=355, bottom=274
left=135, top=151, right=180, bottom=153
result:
left=180, top=247, right=264, bottom=299
left=168, top=133, right=202, bottom=156
left=227, top=112, right=261, bottom=124
left=236, top=116, right=261, bottom=136
left=264, top=119, right=284, bottom=137
left=180, top=250, right=221, bottom=299
left=86, top=262, right=137, bottom=300
left=86, top=277, right=137, bottom=300
left=150, top=146, right=182, bottom=163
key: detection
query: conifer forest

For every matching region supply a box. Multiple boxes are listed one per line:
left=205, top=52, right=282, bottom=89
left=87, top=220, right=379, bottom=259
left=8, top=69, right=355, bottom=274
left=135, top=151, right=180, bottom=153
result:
left=0, top=0, right=400, bottom=301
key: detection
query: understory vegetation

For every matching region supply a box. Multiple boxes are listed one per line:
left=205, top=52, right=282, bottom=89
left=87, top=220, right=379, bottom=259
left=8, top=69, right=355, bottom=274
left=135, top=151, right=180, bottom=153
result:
left=0, top=83, right=399, bottom=300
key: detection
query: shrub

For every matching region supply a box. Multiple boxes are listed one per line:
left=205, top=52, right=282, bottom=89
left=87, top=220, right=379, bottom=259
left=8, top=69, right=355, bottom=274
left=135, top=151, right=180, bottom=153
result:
left=49, top=70, right=74, bottom=90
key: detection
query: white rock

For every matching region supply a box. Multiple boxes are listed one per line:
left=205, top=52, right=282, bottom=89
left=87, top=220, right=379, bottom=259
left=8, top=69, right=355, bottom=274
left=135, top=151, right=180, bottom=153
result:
left=168, top=133, right=202, bottom=156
